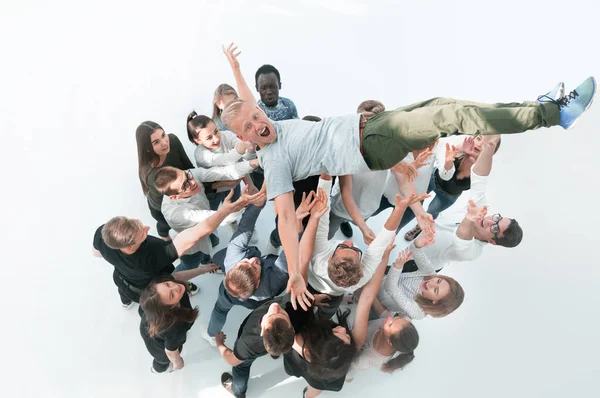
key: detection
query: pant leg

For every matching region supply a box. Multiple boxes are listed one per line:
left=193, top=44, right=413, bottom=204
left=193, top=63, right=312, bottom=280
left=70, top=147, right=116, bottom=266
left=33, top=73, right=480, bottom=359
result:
left=140, top=325, right=171, bottom=372
left=232, top=358, right=256, bottom=397
left=112, top=270, right=139, bottom=304
left=362, top=98, right=560, bottom=170
left=207, top=282, right=238, bottom=336
left=427, top=188, right=461, bottom=220
left=370, top=196, right=394, bottom=218
left=212, top=248, right=227, bottom=272
left=148, top=202, right=171, bottom=238
left=174, top=250, right=209, bottom=273
left=250, top=168, right=265, bottom=190
left=397, top=206, right=417, bottom=231
left=327, top=212, right=348, bottom=240
left=270, top=216, right=281, bottom=247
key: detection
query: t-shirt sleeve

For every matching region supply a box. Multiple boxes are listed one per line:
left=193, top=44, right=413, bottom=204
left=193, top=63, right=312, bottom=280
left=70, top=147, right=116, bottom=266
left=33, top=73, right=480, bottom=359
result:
left=148, top=241, right=179, bottom=273
left=93, top=225, right=104, bottom=251
left=233, top=336, right=263, bottom=361
left=263, top=157, right=294, bottom=200
left=170, top=134, right=194, bottom=170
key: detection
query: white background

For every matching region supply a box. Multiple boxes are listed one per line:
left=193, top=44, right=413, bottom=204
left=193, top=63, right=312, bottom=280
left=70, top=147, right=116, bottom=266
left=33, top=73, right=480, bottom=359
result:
left=1, top=0, right=599, bottom=397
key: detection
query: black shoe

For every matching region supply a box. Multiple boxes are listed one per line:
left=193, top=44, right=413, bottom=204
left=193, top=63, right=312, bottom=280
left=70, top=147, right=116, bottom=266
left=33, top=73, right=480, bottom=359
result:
left=210, top=233, right=220, bottom=248
left=340, top=221, right=353, bottom=238
left=187, top=282, right=199, bottom=296
left=269, top=229, right=281, bottom=248
left=221, top=372, right=244, bottom=397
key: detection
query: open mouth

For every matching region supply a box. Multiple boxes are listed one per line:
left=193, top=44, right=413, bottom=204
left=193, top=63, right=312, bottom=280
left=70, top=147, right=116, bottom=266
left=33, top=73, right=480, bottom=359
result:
left=259, top=126, right=270, bottom=138
left=481, top=219, right=485, bottom=227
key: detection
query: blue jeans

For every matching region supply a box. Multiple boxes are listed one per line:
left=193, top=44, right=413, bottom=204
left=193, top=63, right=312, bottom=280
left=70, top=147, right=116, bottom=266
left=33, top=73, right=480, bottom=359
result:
left=207, top=282, right=266, bottom=336
left=173, top=250, right=211, bottom=273
left=426, top=174, right=461, bottom=220
left=232, top=358, right=256, bottom=397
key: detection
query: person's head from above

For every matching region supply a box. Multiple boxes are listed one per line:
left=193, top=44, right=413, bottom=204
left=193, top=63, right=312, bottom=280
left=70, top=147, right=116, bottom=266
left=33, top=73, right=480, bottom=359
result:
left=301, top=309, right=357, bottom=381
left=255, top=64, right=281, bottom=107
left=154, top=167, right=201, bottom=200
left=221, top=99, right=277, bottom=147
left=380, top=315, right=420, bottom=372
left=327, top=240, right=364, bottom=288
left=102, top=216, right=149, bottom=252
left=186, top=111, right=221, bottom=150
left=140, top=275, right=199, bottom=337
left=302, top=115, right=322, bottom=122
left=415, top=275, right=464, bottom=318
left=473, top=213, right=523, bottom=248
left=260, top=302, right=295, bottom=356
left=212, top=83, right=239, bottom=120
left=357, top=100, right=386, bottom=118
left=223, top=257, right=262, bottom=300
left=136, top=121, right=170, bottom=194
left=462, top=135, right=502, bottom=160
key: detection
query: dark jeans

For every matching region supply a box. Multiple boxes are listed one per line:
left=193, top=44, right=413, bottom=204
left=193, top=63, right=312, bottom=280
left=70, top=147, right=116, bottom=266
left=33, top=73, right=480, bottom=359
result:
left=307, top=284, right=343, bottom=320
left=140, top=323, right=183, bottom=373
left=112, top=269, right=142, bottom=304
left=207, top=184, right=242, bottom=211
left=207, top=282, right=267, bottom=336
left=427, top=174, right=462, bottom=219
left=173, top=250, right=211, bottom=273
left=148, top=202, right=170, bottom=238
left=232, top=357, right=256, bottom=397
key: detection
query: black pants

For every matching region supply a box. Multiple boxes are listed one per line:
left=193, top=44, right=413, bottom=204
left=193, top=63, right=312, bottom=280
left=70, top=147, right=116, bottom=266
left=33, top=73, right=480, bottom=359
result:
left=140, top=325, right=183, bottom=372
left=112, top=270, right=142, bottom=304
left=307, top=284, right=343, bottom=320
left=148, top=202, right=171, bottom=238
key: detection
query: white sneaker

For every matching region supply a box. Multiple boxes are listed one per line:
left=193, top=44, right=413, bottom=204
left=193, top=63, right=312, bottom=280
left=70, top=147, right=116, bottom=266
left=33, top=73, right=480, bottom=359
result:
left=122, top=302, right=134, bottom=309
left=198, top=324, right=217, bottom=347
left=150, top=362, right=173, bottom=374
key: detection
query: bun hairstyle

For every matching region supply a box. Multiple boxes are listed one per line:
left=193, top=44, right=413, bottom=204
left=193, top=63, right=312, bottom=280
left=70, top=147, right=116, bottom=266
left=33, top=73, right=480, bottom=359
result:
left=186, top=110, right=214, bottom=146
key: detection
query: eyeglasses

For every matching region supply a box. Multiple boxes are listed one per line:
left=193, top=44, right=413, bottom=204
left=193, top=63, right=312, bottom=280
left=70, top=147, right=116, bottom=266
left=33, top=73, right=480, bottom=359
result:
left=179, top=170, right=195, bottom=194
left=333, top=243, right=362, bottom=259
left=490, top=213, right=502, bottom=239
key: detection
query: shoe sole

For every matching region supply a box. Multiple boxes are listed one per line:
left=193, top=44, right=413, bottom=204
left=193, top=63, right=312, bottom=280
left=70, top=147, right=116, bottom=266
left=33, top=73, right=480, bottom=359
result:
left=566, top=76, right=596, bottom=130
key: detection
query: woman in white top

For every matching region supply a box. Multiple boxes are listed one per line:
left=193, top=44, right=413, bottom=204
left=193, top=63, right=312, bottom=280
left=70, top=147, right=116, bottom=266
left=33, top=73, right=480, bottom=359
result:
left=212, top=83, right=239, bottom=131
left=186, top=111, right=257, bottom=211
left=375, top=231, right=465, bottom=320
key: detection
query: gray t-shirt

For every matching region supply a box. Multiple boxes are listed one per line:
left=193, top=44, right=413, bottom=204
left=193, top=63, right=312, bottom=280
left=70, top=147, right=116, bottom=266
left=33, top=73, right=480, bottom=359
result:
left=257, top=114, right=371, bottom=200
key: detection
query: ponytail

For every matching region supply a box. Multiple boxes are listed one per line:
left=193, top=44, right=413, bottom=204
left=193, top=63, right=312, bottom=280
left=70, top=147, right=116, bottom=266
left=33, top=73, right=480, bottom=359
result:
left=381, top=351, right=415, bottom=373
left=381, top=319, right=419, bottom=373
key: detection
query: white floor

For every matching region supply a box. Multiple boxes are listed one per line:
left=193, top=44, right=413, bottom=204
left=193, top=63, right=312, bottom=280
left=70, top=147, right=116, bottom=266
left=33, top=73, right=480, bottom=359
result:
left=4, top=1, right=600, bottom=397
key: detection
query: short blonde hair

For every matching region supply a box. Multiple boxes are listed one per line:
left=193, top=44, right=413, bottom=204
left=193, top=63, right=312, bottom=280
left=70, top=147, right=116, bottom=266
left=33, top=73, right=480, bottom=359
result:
left=102, top=217, right=143, bottom=249
left=220, top=99, right=248, bottom=131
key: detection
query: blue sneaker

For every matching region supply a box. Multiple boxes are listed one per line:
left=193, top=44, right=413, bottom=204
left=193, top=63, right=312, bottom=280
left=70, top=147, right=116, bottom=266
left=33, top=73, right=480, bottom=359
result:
left=537, top=82, right=564, bottom=103
left=555, top=77, right=596, bottom=129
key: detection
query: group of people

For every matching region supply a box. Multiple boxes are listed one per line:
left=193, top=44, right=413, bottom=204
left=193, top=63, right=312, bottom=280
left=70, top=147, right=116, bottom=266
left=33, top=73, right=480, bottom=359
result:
left=93, top=42, right=596, bottom=398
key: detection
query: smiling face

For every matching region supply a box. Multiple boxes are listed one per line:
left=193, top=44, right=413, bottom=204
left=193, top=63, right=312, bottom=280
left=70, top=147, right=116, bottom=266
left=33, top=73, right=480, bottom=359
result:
left=195, top=121, right=221, bottom=149
left=156, top=280, right=186, bottom=306
left=474, top=214, right=512, bottom=244
left=419, top=277, right=451, bottom=303
left=150, top=129, right=170, bottom=156
left=167, top=169, right=201, bottom=199
left=228, top=102, right=277, bottom=147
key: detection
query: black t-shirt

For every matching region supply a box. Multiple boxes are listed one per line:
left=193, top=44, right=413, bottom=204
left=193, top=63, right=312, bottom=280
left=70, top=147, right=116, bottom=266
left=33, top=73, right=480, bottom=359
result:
left=233, top=294, right=311, bottom=361
left=435, top=156, right=471, bottom=195
left=140, top=292, right=194, bottom=351
left=93, top=225, right=177, bottom=288
left=283, top=349, right=345, bottom=392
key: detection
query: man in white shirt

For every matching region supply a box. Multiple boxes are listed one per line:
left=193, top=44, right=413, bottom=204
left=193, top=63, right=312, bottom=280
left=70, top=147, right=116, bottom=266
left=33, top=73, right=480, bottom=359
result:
left=410, top=135, right=523, bottom=271
left=154, top=164, right=262, bottom=271
left=306, top=174, right=425, bottom=318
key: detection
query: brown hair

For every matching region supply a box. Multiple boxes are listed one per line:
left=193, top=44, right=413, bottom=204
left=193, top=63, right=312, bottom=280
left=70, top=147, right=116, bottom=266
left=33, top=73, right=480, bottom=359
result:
left=495, top=218, right=522, bottom=248
left=136, top=121, right=164, bottom=195
left=357, top=100, right=385, bottom=119
left=262, top=318, right=294, bottom=356
left=186, top=110, right=215, bottom=146
left=223, top=263, right=259, bottom=300
left=220, top=99, right=247, bottom=131
left=381, top=320, right=419, bottom=373
left=153, top=166, right=181, bottom=196
left=140, top=275, right=199, bottom=338
left=212, top=84, right=239, bottom=121
left=327, top=256, right=363, bottom=288
left=414, top=275, right=464, bottom=318
left=101, top=217, right=143, bottom=249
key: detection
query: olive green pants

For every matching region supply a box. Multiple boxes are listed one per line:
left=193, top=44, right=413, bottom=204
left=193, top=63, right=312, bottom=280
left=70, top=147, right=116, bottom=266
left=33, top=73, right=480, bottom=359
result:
left=361, top=97, right=560, bottom=170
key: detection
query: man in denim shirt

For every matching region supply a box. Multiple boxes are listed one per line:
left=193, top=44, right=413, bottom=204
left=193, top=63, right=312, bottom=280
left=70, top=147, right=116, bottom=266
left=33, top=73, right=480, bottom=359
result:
left=199, top=197, right=289, bottom=346
left=255, top=64, right=298, bottom=121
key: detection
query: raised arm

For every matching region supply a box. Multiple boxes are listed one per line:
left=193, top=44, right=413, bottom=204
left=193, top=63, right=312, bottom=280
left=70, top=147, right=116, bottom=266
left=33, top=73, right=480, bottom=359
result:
left=189, top=160, right=259, bottom=183
left=223, top=202, right=265, bottom=272
left=392, top=170, right=435, bottom=236
left=298, top=189, right=328, bottom=283
left=339, top=175, right=375, bottom=245
left=352, top=241, right=396, bottom=349
left=455, top=200, right=487, bottom=242
left=222, top=43, right=256, bottom=106
left=215, top=332, right=244, bottom=367
left=472, top=135, right=499, bottom=177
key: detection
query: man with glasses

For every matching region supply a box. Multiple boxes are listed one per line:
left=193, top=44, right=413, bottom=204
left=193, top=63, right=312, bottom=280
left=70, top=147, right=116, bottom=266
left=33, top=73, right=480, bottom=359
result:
left=410, top=135, right=523, bottom=271
left=154, top=163, right=261, bottom=271
left=306, top=174, right=426, bottom=319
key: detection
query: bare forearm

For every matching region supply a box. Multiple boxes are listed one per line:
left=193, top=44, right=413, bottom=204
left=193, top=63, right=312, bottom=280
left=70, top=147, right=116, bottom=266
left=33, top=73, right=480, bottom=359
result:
left=473, top=146, right=494, bottom=176
left=395, top=174, right=425, bottom=216
left=172, top=267, right=206, bottom=281
left=299, top=217, right=319, bottom=282
left=384, top=206, right=407, bottom=231
left=371, top=297, right=389, bottom=317
left=218, top=344, right=243, bottom=367
left=173, top=208, right=230, bottom=256
left=165, top=348, right=182, bottom=364
left=456, top=218, right=476, bottom=241
left=231, top=67, right=256, bottom=106
left=279, top=212, right=301, bottom=275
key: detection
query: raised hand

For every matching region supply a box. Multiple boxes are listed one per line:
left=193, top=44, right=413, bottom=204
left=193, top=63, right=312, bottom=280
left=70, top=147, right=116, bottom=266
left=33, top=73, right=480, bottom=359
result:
left=391, top=161, right=418, bottom=182
left=221, top=189, right=245, bottom=213
left=215, top=331, right=227, bottom=346
left=414, top=230, right=435, bottom=249
left=465, top=200, right=487, bottom=223
left=310, top=187, right=329, bottom=219
left=392, top=248, right=413, bottom=270
left=412, top=148, right=433, bottom=169
left=312, top=293, right=332, bottom=308
left=222, top=42, right=241, bottom=71
left=481, top=134, right=500, bottom=151
left=395, top=192, right=430, bottom=209
left=445, top=143, right=459, bottom=164
left=416, top=213, right=435, bottom=236
left=235, top=140, right=253, bottom=155
left=381, top=237, right=397, bottom=264
left=360, top=226, right=376, bottom=245
left=200, top=263, right=220, bottom=274
left=240, top=184, right=267, bottom=206
left=286, top=272, right=314, bottom=311
left=463, top=136, right=475, bottom=155
left=296, top=191, right=317, bottom=220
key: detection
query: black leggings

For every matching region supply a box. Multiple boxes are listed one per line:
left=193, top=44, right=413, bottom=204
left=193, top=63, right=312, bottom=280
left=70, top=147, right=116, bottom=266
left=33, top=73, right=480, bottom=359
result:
left=148, top=202, right=171, bottom=238
left=140, top=326, right=183, bottom=372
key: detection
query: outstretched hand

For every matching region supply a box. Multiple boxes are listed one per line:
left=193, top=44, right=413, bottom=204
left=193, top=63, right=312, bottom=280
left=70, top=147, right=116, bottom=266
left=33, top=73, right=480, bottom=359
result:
left=391, top=161, right=418, bottom=182
left=412, top=149, right=433, bottom=169
left=222, top=42, right=241, bottom=70
left=296, top=191, right=317, bottom=220
left=240, top=184, right=267, bottom=206
left=286, top=272, right=314, bottom=311
left=392, top=248, right=413, bottom=270
left=414, top=230, right=435, bottom=249
left=445, top=143, right=459, bottom=164
left=395, top=192, right=429, bottom=209
left=465, top=200, right=487, bottom=223
left=310, top=187, right=329, bottom=219
left=416, top=213, right=435, bottom=236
